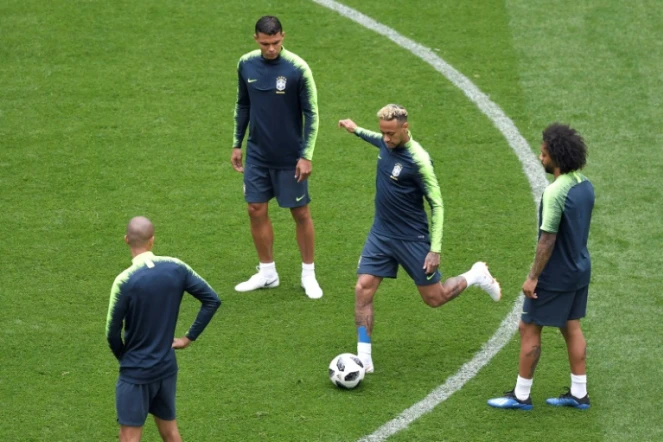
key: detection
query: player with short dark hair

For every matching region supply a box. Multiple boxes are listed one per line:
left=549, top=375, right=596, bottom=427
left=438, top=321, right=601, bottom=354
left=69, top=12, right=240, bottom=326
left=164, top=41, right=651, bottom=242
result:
left=231, top=15, right=322, bottom=299
left=338, top=105, right=502, bottom=373
left=106, top=216, right=221, bottom=441
left=488, top=123, right=594, bottom=410
left=254, top=15, right=282, bottom=35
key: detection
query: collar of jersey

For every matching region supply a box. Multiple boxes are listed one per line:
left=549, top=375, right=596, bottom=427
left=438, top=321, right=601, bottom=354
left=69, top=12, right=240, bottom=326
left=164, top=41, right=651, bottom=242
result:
left=132, top=251, right=155, bottom=266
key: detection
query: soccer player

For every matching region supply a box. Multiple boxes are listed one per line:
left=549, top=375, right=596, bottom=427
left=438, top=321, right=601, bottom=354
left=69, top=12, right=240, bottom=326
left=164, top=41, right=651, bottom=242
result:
left=338, top=104, right=502, bottom=373
left=231, top=15, right=322, bottom=299
left=488, top=123, right=594, bottom=410
left=106, top=216, right=221, bottom=441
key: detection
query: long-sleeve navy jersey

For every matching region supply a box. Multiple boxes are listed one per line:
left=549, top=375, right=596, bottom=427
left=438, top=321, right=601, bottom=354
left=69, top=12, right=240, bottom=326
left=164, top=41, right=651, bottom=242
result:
left=106, top=252, right=221, bottom=384
left=354, top=127, right=444, bottom=253
left=233, top=48, right=319, bottom=169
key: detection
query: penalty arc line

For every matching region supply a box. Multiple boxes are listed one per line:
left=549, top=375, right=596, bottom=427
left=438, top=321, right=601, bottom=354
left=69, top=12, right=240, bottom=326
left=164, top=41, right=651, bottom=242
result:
left=310, top=1, right=550, bottom=441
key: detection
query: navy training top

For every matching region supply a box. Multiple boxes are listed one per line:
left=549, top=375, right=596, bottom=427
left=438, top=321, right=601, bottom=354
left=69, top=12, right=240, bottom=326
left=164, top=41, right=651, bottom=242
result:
left=106, top=252, right=221, bottom=383
left=233, top=48, right=319, bottom=169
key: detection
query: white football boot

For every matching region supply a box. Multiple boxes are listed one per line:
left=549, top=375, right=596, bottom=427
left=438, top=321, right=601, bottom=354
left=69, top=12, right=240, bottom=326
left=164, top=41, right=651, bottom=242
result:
left=471, top=261, right=502, bottom=301
left=357, top=343, right=374, bottom=373
left=235, top=267, right=280, bottom=292
left=301, top=275, right=323, bottom=299
left=361, top=358, right=374, bottom=374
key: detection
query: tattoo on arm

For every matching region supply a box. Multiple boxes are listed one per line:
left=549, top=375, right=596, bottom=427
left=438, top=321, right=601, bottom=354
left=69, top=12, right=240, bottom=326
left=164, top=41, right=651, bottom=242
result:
left=529, top=232, right=557, bottom=279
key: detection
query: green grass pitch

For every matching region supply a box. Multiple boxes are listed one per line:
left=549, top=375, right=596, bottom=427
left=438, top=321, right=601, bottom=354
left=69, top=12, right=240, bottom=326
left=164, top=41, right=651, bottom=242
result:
left=1, top=1, right=661, bottom=440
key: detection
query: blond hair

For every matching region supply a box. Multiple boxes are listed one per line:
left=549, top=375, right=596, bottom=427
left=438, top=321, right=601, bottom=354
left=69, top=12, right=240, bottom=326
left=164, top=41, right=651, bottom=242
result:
left=377, top=104, right=408, bottom=122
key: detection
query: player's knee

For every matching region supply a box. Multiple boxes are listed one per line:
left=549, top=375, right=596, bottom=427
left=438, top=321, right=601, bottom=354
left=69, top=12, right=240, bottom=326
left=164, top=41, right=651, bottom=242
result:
left=519, top=320, right=541, bottom=339
left=290, top=206, right=311, bottom=224
left=156, top=422, right=180, bottom=442
left=418, top=285, right=447, bottom=308
left=423, top=298, right=441, bottom=308
left=162, top=429, right=181, bottom=442
left=421, top=292, right=444, bottom=308
left=247, top=203, right=267, bottom=219
left=119, top=427, right=142, bottom=442
left=354, top=281, right=374, bottom=302
left=354, top=281, right=368, bottom=298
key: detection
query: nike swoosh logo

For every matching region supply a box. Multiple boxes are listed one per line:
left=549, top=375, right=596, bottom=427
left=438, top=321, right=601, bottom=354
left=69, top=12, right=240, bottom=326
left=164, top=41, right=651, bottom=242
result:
left=264, top=278, right=277, bottom=286
left=426, top=272, right=436, bottom=280
left=296, top=195, right=306, bottom=202
left=247, top=78, right=258, bottom=83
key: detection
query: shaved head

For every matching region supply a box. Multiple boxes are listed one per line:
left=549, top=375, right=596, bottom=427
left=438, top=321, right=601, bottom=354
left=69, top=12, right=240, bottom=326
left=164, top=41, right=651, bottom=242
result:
left=126, top=216, right=154, bottom=248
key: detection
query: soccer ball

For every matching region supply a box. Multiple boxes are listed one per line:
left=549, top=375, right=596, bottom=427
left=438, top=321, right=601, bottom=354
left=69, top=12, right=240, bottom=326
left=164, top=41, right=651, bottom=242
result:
left=328, top=353, right=365, bottom=389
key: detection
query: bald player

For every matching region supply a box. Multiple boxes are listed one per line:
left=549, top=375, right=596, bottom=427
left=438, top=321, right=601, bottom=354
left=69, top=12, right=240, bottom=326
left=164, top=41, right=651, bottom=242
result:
left=106, top=216, right=221, bottom=442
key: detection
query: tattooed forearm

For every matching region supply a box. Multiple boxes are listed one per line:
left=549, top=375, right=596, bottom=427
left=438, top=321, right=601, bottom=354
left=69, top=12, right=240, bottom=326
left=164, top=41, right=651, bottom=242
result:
left=528, top=232, right=557, bottom=279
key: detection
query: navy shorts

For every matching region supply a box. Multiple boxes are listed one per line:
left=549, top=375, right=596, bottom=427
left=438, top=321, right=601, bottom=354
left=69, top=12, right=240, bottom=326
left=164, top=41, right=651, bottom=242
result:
left=244, top=163, right=310, bottom=208
left=357, top=232, right=441, bottom=286
left=521, top=285, right=589, bottom=327
left=116, top=373, right=177, bottom=426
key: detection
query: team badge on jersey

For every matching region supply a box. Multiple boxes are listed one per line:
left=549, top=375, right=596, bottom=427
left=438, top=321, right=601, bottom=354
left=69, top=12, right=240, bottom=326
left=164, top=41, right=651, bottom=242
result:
left=390, top=163, right=403, bottom=180
left=276, top=76, right=287, bottom=93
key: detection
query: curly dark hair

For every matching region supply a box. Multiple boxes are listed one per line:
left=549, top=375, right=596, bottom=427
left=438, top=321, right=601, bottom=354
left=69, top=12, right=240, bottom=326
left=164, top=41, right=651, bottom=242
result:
left=255, top=16, right=282, bottom=35
left=542, top=123, right=587, bottom=173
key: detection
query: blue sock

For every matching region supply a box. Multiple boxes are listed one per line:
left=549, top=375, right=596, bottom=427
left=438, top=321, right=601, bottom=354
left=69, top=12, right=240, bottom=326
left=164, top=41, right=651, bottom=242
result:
left=357, top=326, right=371, bottom=343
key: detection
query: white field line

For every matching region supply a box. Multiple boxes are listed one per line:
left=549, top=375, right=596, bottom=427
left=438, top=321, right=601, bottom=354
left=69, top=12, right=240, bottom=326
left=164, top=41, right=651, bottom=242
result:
left=310, top=1, right=549, bottom=441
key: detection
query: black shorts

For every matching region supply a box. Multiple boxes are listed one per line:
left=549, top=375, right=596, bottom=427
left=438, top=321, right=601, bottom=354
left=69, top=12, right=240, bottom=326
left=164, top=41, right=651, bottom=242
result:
left=244, top=163, right=310, bottom=208
left=116, top=373, right=177, bottom=426
left=357, top=232, right=441, bottom=286
left=521, top=285, right=589, bottom=327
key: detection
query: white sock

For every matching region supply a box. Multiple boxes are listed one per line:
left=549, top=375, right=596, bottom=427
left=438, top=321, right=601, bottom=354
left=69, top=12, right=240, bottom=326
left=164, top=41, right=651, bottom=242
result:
left=570, top=374, right=587, bottom=398
left=259, top=262, right=277, bottom=279
left=302, top=262, right=315, bottom=278
left=357, top=342, right=372, bottom=364
left=514, top=375, right=533, bottom=401
left=461, top=267, right=479, bottom=286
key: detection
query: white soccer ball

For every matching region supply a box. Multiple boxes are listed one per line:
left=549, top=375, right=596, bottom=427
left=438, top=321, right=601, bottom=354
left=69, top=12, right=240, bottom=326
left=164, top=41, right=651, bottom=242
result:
left=328, top=353, right=365, bottom=389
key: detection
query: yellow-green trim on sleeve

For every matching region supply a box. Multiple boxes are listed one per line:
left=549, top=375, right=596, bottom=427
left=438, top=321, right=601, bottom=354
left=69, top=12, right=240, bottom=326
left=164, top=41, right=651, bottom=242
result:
left=408, top=141, right=444, bottom=253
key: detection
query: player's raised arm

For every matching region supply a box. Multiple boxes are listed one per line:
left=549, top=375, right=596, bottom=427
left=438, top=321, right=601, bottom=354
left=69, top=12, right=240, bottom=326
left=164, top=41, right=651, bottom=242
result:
left=338, top=119, right=357, bottom=133
left=338, top=119, right=383, bottom=148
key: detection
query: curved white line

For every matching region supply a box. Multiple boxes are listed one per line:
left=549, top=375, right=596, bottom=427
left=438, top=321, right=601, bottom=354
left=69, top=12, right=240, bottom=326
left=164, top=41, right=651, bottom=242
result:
left=311, top=1, right=549, bottom=441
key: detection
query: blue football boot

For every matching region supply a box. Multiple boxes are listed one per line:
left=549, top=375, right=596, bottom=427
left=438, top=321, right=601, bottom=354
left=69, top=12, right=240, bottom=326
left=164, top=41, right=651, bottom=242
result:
left=487, top=389, right=533, bottom=410
left=546, top=388, right=590, bottom=410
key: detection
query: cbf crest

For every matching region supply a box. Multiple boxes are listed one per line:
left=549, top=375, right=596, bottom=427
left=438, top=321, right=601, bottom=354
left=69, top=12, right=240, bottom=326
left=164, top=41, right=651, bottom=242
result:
left=390, top=163, right=403, bottom=180
left=276, top=76, right=287, bottom=94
